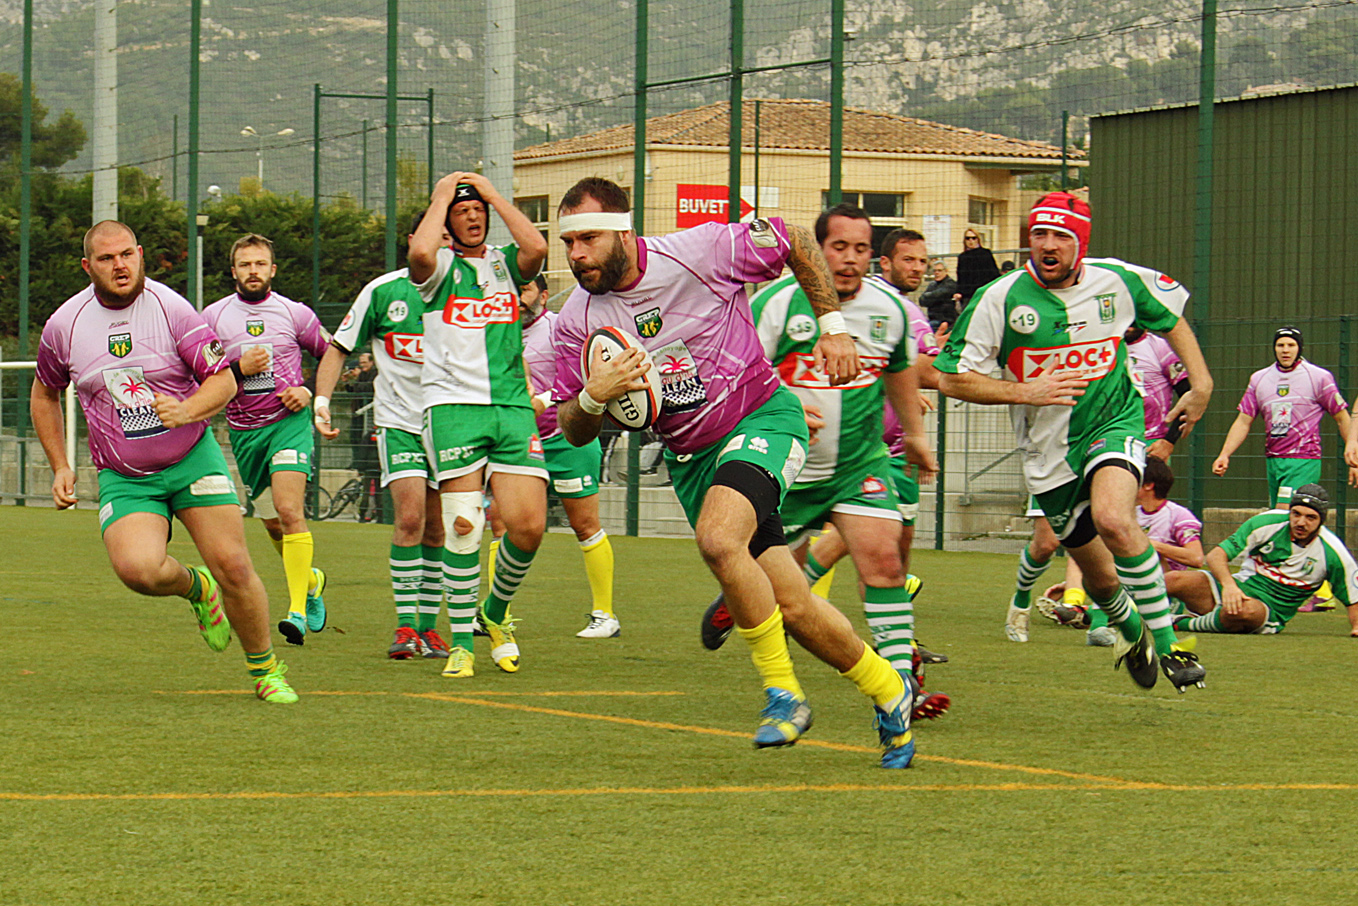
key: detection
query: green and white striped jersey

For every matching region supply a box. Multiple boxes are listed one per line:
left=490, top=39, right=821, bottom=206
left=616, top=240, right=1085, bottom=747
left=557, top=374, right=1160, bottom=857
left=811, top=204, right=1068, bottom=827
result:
left=1220, top=511, right=1358, bottom=614
left=415, top=245, right=529, bottom=409
left=934, top=258, right=1187, bottom=494
left=331, top=268, right=426, bottom=434
left=752, top=274, right=914, bottom=484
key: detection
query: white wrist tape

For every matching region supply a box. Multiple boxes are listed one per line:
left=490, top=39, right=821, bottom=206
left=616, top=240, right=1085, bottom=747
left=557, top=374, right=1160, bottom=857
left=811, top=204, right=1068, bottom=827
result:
left=314, top=395, right=330, bottom=412
left=533, top=391, right=553, bottom=408
left=818, top=311, right=848, bottom=336
left=559, top=212, right=633, bottom=234
left=578, top=389, right=607, bottom=416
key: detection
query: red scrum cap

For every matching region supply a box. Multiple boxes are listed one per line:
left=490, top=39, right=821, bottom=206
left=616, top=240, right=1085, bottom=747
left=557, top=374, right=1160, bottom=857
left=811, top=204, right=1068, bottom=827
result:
left=1028, top=191, right=1091, bottom=273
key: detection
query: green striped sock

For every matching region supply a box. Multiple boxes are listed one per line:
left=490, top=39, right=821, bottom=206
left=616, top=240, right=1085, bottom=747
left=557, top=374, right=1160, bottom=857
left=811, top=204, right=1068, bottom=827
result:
left=482, top=537, right=537, bottom=625
left=1183, top=608, right=1227, bottom=633
left=1089, top=587, right=1143, bottom=643
left=390, top=543, right=422, bottom=628
left=803, top=549, right=831, bottom=585
left=1011, top=545, right=1049, bottom=611
left=1115, top=546, right=1177, bottom=656
left=443, top=549, right=480, bottom=651
left=418, top=544, right=445, bottom=632
left=864, top=585, right=914, bottom=673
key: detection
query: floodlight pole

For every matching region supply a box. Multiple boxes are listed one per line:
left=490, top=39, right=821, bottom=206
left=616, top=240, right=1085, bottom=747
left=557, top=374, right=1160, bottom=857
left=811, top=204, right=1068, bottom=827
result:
left=1189, top=0, right=1217, bottom=515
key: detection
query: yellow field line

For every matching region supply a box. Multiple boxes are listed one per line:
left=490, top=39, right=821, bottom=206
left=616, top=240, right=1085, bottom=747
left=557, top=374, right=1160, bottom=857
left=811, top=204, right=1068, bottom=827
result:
left=6, top=781, right=1358, bottom=803
left=407, top=692, right=1144, bottom=786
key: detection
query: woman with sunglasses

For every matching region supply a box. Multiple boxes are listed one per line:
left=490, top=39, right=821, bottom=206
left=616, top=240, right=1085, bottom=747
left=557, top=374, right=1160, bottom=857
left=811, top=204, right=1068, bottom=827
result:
left=955, top=229, right=1001, bottom=310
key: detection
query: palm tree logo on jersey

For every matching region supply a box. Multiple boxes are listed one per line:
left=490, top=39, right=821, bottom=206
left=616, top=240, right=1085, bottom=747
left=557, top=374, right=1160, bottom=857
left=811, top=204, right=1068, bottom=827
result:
left=659, top=354, right=688, bottom=375
left=108, top=332, right=132, bottom=357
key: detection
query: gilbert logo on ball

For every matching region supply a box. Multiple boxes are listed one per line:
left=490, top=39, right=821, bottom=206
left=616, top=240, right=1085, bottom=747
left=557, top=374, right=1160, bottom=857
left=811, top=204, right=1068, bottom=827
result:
left=583, top=326, right=663, bottom=430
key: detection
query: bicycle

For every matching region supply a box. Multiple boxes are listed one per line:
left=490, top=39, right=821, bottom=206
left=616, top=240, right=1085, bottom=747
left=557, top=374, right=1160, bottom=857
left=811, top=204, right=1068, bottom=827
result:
left=320, top=473, right=383, bottom=522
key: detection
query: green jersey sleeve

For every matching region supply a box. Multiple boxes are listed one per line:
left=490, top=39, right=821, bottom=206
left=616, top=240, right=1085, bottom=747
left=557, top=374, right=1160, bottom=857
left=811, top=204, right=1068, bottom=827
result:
left=884, top=296, right=915, bottom=373
left=1320, top=532, right=1358, bottom=608
left=499, top=243, right=524, bottom=287
left=1220, top=512, right=1286, bottom=559
left=933, top=282, right=1006, bottom=375
left=1099, top=258, right=1187, bottom=333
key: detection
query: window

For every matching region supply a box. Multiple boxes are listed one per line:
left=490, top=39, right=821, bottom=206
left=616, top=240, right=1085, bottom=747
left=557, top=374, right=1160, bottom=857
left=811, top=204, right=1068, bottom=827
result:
left=968, top=197, right=1000, bottom=247
left=821, top=191, right=908, bottom=256
left=516, top=195, right=550, bottom=266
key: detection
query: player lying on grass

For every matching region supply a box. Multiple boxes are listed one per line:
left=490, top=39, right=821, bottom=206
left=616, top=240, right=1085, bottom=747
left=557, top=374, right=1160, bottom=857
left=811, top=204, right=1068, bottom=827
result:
left=934, top=192, right=1211, bottom=692
left=1169, top=484, right=1358, bottom=636
left=1037, top=456, right=1205, bottom=646
left=31, top=220, right=297, bottom=703
left=550, top=177, right=921, bottom=767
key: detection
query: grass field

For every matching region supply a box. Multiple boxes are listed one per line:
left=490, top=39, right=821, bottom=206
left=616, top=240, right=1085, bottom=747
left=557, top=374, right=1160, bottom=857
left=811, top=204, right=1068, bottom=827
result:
left=3, top=506, right=1357, bottom=905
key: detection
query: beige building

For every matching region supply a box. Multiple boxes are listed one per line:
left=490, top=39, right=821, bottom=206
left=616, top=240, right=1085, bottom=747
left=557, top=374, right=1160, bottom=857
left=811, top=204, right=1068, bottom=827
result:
left=512, top=98, right=1085, bottom=292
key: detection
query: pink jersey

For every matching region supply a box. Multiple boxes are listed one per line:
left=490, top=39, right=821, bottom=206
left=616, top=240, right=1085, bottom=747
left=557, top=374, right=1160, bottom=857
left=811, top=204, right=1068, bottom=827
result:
left=1238, top=360, right=1346, bottom=459
left=1127, top=333, right=1185, bottom=441
left=552, top=219, right=791, bottom=455
left=35, top=279, right=227, bottom=477
left=202, top=291, right=330, bottom=431
left=523, top=309, right=559, bottom=439
left=880, top=293, right=939, bottom=457
left=1137, top=499, right=1202, bottom=572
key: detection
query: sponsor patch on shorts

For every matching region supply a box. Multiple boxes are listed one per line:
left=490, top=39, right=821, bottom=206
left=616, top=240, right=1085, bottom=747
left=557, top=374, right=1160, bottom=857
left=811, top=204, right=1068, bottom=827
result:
left=782, top=440, right=807, bottom=486
left=99, top=502, right=114, bottom=526
left=554, top=477, right=585, bottom=494
left=271, top=449, right=301, bottom=466
left=190, top=474, right=235, bottom=496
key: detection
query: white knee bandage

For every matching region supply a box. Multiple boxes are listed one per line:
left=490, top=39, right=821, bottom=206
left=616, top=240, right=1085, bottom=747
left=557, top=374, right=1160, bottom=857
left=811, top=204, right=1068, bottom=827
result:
left=442, top=491, right=485, bottom=555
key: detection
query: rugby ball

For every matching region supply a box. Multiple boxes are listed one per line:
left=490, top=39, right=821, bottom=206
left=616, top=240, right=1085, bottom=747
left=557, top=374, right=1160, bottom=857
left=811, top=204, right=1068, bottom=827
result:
left=582, top=326, right=663, bottom=431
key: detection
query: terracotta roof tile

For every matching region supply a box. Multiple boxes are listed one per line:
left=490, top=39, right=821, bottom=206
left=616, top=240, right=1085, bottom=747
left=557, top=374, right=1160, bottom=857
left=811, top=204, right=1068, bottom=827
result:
left=516, top=98, right=1081, bottom=162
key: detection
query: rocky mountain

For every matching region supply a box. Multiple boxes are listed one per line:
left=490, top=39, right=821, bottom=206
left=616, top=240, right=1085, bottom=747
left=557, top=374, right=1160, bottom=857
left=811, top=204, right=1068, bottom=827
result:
left=0, top=0, right=1350, bottom=203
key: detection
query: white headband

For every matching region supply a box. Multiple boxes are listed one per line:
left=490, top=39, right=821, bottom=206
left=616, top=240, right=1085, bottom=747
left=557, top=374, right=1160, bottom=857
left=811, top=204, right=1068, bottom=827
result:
left=559, top=212, right=633, bottom=234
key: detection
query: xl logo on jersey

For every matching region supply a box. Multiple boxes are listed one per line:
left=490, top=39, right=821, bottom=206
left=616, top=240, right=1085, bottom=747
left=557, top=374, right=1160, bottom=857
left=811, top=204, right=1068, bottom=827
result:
left=442, top=292, right=518, bottom=328
left=108, top=333, right=132, bottom=358
left=246, top=318, right=265, bottom=337
left=778, top=352, right=887, bottom=390
left=1008, top=338, right=1120, bottom=384
left=384, top=332, right=424, bottom=363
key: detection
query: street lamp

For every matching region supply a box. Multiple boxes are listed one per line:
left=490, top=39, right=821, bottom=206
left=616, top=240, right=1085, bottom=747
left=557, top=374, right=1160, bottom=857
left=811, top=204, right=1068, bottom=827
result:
left=240, top=125, right=295, bottom=189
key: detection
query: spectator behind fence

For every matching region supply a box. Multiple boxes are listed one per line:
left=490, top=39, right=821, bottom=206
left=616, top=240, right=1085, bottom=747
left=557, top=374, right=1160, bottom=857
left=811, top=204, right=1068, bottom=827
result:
left=919, top=259, right=960, bottom=331
left=955, top=229, right=1001, bottom=308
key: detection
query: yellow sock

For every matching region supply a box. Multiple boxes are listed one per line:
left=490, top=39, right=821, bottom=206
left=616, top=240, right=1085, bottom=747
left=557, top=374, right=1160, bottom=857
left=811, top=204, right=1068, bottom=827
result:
left=1318, top=580, right=1333, bottom=601
left=841, top=644, right=906, bottom=709
left=810, top=565, right=836, bottom=600
left=269, top=533, right=284, bottom=556
left=1063, top=587, right=1087, bottom=608
left=579, top=530, right=614, bottom=616
left=734, top=608, right=803, bottom=699
left=281, top=532, right=314, bottom=616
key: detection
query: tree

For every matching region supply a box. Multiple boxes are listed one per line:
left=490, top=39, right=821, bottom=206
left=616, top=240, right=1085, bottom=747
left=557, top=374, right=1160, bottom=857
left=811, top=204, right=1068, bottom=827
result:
left=0, top=72, right=86, bottom=170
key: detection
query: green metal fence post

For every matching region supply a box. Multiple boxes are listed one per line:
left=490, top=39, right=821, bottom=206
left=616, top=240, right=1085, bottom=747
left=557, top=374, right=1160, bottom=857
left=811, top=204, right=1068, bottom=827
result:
left=385, top=0, right=399, bottom=271
left=828, top=0, right=844, bottom=206
left=362, top=118, right=369, bottom=209
left=935, top=397, right=947, bottom=550
left=1189, top=0, right=1217, bottom=517
left=627, top=0, right=649, bottom=538
left=187, top=0, right=201, bottom=311
left=1338, top=316, right=1350, bottom=543
left=1061, top=110, right=1069, bottom=191
left=728, top=0, right=743, bottom=223
left=16, top=0, right=33, bottom=503
left=427, top=88, right=436, bottom=199
left=312, top=83, right=322, bottom=310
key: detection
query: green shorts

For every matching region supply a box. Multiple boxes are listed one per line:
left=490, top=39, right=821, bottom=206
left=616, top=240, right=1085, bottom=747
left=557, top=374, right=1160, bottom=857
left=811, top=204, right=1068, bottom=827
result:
left=1034, top=426, right=1147, bottom=543
left=781, top=451, right=901, bottom=544
left=1267, top=457, right=1322, bottom=510
left=377, top=427, right=435, bottom=488
left=543, top=433, right=602, bottom=498
left=229, top=408, right=314, bottom=501
left=422, top=403, right=548, bottom=483
left=1208, top=572, right=1305, bottom=633
left=664, top=386, right=809, bottom=528
left=97, top=430, right=239, bottom=533
left=889, top=455, right=920, bottom=525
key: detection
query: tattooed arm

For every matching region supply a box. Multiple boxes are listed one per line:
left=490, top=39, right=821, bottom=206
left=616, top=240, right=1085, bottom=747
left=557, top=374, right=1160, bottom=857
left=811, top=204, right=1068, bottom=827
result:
left=785, top=223, right=859, bottom=386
